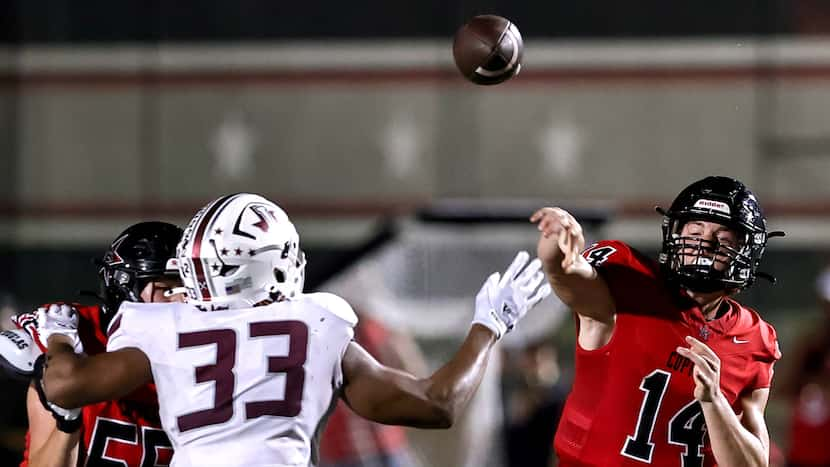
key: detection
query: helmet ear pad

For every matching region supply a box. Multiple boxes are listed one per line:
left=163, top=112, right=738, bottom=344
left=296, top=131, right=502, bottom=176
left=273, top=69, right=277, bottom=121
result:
left=658, top=176, right=769, bottom=292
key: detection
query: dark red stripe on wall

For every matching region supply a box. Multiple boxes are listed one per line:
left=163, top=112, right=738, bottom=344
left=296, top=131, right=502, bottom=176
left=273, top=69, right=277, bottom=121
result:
left=0, top=199, right=427, bottom=219
left=6, top=65, right=830, bottom=89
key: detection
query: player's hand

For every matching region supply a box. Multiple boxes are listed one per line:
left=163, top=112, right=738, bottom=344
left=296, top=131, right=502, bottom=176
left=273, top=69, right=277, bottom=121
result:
left=34, top=304, right=84, bottom=354
left=530, top=207, right=593, bottom=279
left=473, top=251, right=552, bottom=339
left=676, top=336, right=722, bottom=403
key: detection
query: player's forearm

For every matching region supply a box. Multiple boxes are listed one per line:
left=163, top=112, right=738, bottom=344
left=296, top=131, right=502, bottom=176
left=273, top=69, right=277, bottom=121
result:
left=543, top=262, right=615, bottom=326
left=420, top=324, right=497, bottom=427
left=701, top=394, right=767, bottom=467
left=539, top=240, right=567, bottom=279
left=43, top=341, right=91, bottom=408
left=537, top=237, right=605, bottom=313
left=28, top=430, right=80, bottom=467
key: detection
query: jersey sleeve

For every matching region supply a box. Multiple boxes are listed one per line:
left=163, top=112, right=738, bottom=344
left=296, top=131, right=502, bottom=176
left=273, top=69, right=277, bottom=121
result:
left=581, top=240, right=656, bottom=311
left=581, top=240, right=632, bottom=269
left=308, top=293, right=359, bottom=327
left=751, top=321, right=782, bottom=390
left=105, top=302, right=145, bottom=353
left=306, top=293, right=358, bottom=390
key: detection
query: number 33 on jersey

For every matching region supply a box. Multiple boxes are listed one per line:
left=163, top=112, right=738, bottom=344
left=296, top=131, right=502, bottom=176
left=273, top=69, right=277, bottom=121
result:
left=107, top=293, right=358, bottom=467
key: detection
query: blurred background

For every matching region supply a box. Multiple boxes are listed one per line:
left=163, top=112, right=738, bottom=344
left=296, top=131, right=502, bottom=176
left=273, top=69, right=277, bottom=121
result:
left=2, top=1, right=830, bottom=466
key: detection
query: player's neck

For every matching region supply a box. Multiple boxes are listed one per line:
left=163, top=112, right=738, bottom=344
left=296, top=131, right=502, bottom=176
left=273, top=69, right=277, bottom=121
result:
left=685, top=289, right=728, bottom=321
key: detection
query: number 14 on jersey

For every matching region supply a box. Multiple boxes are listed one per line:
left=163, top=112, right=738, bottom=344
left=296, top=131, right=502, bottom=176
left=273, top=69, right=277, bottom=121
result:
left=622, top=370, right=707, bottom=467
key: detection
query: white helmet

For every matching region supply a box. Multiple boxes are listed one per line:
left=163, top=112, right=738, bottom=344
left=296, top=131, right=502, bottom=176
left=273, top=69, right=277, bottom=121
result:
left=177, top=193, right=306, bottom=310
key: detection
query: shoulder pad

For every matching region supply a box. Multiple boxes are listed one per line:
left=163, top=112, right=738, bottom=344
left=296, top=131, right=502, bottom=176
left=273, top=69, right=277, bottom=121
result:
left=758, top=320, right=782, bottom=361
left=106, top=301, right=162, bottom=337
left=301, top=293, right=358, bottom=327
left=732, top=303, right=782, bottom=362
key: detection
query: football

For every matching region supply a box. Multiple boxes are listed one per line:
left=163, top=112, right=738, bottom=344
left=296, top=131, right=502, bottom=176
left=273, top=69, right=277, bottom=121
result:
left=452, top=15, right=524, bottom=85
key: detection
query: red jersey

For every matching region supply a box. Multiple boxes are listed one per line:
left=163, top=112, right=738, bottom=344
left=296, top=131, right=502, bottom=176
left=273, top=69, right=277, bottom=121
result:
left=554, top=241, right=781, bottom=467
left=21, top=304, right=172, bottom=467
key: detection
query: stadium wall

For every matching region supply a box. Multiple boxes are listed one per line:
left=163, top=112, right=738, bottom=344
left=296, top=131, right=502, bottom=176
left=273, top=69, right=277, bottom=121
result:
left=1, top=39, right=830, bottom=248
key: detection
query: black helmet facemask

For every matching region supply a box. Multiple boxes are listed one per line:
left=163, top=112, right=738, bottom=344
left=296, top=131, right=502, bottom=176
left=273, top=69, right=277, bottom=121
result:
left=657, top=176, right=784, bottom=293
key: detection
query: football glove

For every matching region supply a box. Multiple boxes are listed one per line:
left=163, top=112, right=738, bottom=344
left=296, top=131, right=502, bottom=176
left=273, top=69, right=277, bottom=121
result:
left=34, top=304, right=84, bottom=354
left=473, top=251, right=551, bottom=339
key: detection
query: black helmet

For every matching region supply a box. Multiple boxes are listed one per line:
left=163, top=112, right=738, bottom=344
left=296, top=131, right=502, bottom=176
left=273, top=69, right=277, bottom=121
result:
left=98, top=221, right=183, bottom=316
left=657, top=176, right=783, bottom=293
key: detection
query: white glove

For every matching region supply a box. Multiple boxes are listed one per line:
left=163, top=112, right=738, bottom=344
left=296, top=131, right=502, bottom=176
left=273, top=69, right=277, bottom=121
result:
left=34, top=304, right=83, bottom=354
left=473, top=251, right=552, bottom=339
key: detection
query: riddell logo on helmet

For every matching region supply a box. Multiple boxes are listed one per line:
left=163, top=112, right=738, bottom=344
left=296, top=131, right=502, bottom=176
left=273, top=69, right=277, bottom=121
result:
left=693, top=199, right=731, bottom=215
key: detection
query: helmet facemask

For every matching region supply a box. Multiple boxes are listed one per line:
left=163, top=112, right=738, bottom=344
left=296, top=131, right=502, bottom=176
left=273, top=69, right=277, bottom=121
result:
left=659, top=216, right=763, bottom=293
left=271, top=242, right=307, bottom=302
left=657, top=176, right=780, bottom=294
left=99, top=265, right=179, bottom=311
left=99, top=265, right=143, bottom=310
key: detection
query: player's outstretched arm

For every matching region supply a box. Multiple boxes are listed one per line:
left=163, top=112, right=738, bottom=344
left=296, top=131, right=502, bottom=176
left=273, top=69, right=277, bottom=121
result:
left=530, top=207, right=615, bottom=323
left=43, top=338, right=151, bottom=409
left=341, top=324, right=495, bottom=428
left=341, top=251, right=550, bottom=428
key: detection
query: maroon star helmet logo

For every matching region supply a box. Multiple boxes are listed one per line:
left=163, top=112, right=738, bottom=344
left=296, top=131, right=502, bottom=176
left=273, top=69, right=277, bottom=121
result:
left=251, top=206, right=270, bottom=233
left=233, top=203, right=280, bottom=240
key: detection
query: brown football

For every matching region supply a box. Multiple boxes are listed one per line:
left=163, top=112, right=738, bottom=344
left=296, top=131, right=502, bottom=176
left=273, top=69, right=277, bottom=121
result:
left=452, top=15, right=523, bottom=85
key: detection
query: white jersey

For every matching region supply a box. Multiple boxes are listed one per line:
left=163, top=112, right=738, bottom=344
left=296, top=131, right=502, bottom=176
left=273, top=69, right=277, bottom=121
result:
left=107, top=293, right=357, bottom=467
